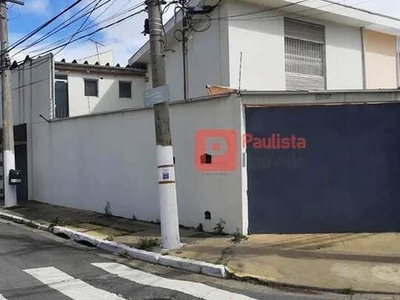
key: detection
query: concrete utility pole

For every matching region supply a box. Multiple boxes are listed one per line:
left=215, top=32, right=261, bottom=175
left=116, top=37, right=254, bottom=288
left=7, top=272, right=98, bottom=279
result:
left=147, top=0, right=180, bottom=249
left=0, top=0, right=23, bottom=207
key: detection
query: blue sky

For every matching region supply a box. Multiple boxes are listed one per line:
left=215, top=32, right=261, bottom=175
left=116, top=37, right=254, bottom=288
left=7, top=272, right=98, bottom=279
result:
left=8, top=0, right=148, bottom=65
left=6, top=0, right=400, bottom=65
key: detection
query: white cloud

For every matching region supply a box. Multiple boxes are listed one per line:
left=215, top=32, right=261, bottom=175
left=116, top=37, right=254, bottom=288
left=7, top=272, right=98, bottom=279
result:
left=23, top=0, right=51, bottom=15
left=52, top=0, right=150, bottom=65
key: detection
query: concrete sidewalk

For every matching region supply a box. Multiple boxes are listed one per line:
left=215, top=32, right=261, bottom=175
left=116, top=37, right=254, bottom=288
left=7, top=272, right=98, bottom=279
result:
left=1, top=201, right=400, bottom=294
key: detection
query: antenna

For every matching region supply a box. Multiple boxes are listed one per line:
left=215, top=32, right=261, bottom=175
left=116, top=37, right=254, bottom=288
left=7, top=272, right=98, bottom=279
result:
left=89, top=39, right=105, bottom=64
left=238, top=52, right=243, bottom=92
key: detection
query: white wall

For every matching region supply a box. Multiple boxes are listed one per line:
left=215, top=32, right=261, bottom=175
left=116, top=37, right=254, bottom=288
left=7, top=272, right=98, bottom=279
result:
left=0, top=55, right=53, bottom=125
left=151, top=5, right=230, bottom=102
left=0, top=55, right=53, bottom=202
left=63, top=71, right=146, bottom=117
left=226, top=1, right=364, bottom=91
left=186, top=5, right=230, bottom=99
left=164, top=45, right=184, bottom=101
left=325, top=22, right=363, bottom=90
left=31, top=95, right=246, bottom=233
left=227, top=1, right=286, bottom=91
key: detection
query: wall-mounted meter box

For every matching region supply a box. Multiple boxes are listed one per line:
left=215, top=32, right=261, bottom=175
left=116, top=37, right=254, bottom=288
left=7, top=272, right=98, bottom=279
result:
left=9, top=169, right=22, bottom=185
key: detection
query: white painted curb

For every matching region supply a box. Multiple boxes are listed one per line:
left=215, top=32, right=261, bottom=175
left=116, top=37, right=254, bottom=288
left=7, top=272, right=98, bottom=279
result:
left=159, top=255, right=203, bottom=273
left=98, top=240, right=129, bottom=254
left=0, top=212, right=227, bottom=278
left=201, top=262, right=226, bottom=278
left=73, top=232, right=99, bottom=247
left=53, top=226, right=75, bottom=238
left=0, top=211, right=50, bottom=231
left=126, top=247, right=161, bottom=264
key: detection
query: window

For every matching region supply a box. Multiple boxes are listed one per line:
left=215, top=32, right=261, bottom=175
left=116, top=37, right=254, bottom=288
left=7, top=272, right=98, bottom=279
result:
left=119, top=81, right=132, bottom=98
left=84, top=79, right=98, bottom=97
left=55, top=74, right=69, bottom=118
left=284, top=18, right=325, bottom=91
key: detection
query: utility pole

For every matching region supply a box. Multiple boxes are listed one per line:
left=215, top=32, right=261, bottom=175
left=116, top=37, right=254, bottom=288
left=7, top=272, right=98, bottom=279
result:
left=0, top=0, right=23, bottom=207
left=147, top=0, right=180, bottom=249
left=180, top=0, right=187, bottom=99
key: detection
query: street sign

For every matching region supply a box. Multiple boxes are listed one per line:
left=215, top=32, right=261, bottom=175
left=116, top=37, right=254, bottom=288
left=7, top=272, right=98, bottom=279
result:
left=144, top=85, right=170, bottom=107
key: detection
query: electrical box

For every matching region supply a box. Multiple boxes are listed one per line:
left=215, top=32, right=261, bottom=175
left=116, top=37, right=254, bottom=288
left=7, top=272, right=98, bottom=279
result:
left=9, top=169, right=22, bottom=185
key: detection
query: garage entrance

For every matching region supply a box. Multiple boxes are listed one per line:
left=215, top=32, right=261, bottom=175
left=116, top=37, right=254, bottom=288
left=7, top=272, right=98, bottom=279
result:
left=0, top=124, right=28, bottom=203
left=246, top=103, right=400, bottom=233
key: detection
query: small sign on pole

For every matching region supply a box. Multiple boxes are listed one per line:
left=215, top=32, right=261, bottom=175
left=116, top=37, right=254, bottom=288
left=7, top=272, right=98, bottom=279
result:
left=144, top=85, right=170, bottom=107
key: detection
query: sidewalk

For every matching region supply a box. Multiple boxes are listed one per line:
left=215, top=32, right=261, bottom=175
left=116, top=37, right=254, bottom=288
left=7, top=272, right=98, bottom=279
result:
left=1, top=201, right=400, bottom=294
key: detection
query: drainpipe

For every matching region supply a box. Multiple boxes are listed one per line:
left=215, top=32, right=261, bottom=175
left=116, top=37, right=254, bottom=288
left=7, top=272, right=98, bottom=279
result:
left=360, top=27, right=367, bottom=90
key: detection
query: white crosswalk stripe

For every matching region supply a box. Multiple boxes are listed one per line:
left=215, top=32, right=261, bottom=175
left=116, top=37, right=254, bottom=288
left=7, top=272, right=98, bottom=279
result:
left=24, top=267, right=126, bottom=300
left=92, top=262, right=257, bottom=300
left=0, top=295, right=8, bottom=300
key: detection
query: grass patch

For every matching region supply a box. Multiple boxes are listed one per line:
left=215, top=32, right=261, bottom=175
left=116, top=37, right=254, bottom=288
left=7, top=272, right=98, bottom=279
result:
left=217, top=247, right=233, bottom=266
left=340, top=288, right=355, bottom=295
left=231, top=228, right=248, bottom=244
left=137, top=237, right=160, bottom=251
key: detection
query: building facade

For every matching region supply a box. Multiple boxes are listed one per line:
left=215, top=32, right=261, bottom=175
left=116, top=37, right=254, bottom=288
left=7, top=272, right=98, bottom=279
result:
left=0, top=54, right=146, bottom=201
left=129, top=0, right=400, bottom=101
left=54, top=61, right=146, bottom=118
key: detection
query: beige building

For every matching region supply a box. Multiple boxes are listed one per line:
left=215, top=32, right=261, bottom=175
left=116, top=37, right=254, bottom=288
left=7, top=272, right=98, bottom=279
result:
left=363, top=29, right=399, bottom=89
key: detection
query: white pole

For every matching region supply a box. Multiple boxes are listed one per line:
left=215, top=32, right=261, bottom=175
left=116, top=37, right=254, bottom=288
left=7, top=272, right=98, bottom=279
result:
left=0, top=0, right=17, bottom=207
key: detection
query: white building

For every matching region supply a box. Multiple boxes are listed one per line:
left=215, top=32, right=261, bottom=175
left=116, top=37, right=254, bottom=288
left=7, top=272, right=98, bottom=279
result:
left=2, top=0, right=400, bottom=235
left=0, top=54, right=146, bottom=200
left=129, top=0, right=400, bottom=101
left=54, top=60, right=146, bottom=118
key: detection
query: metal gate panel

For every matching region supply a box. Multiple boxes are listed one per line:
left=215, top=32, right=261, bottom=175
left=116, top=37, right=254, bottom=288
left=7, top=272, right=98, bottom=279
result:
left=246, top=103, right=400, bottom=233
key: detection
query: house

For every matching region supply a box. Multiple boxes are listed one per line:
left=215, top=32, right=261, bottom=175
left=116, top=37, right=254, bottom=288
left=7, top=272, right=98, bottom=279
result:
left=6, top=53, right=146, bottom=119
left=54, top=60, right=146, bottom=118
left=0, top=54, right=146, bottom=199
left=129, top=0, right=400, bottom=101
left=1, top=54, right=400, bottom=234
left=2, top=1, right=400, bottom=235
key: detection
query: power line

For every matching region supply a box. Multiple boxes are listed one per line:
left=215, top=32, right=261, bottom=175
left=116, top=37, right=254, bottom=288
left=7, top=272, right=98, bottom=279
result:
left=18, top=2, right=145, bottom=57
left=15, top=8, right=146, bottom=66
left=12, top=0, right=103, bottom=58
left=321, top=0, right=400, bottom=22
left=209, top=0, right=311, bottom=21
left=212, top=0, right=350, bottom=21
left=209, top=0, right=400, bottom=22
left=53, top=0, right=103, bottom=57
left=8, top=0, right=84, bottom=52
left=305, top=0, right=374, bottom=18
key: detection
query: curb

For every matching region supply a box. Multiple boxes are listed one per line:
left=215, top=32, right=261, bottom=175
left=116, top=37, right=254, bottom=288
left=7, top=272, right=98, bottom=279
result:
left=0, top=211, right=50, bottom=231
left=0, top=211, right=226, bottom=278
left=1, top=210, right=398, bottom=295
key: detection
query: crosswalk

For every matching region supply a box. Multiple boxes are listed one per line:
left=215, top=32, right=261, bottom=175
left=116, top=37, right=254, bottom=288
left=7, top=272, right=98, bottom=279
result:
left=0, top=263, right=257, bottom=300
left=94, top=263, right=256, bottom=300
left=24, top=267, right=125, bottom=300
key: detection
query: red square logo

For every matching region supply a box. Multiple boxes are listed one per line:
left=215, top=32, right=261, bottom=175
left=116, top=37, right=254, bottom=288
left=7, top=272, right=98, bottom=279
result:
left=195, top=129, right=237, bottom=172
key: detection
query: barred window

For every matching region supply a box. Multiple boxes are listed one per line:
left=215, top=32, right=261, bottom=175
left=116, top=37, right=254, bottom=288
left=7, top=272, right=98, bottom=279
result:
left=284, top=18, right=325, bottom=90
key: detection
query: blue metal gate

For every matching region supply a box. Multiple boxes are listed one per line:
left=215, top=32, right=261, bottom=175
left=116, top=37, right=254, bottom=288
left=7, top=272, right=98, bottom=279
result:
left=246, top=103, right=400, bottom=233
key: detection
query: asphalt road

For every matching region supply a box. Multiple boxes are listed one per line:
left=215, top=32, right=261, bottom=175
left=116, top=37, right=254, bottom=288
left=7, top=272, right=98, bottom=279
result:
left=0, top=219, right=396, bottom=300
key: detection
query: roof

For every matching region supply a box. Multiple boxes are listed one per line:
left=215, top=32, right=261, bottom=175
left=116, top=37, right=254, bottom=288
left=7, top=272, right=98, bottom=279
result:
left=129, top=0, right=400, bottom=65
left=55, top=61, right=146, bottom=76
left=206, top=85, right=236, bottom=95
